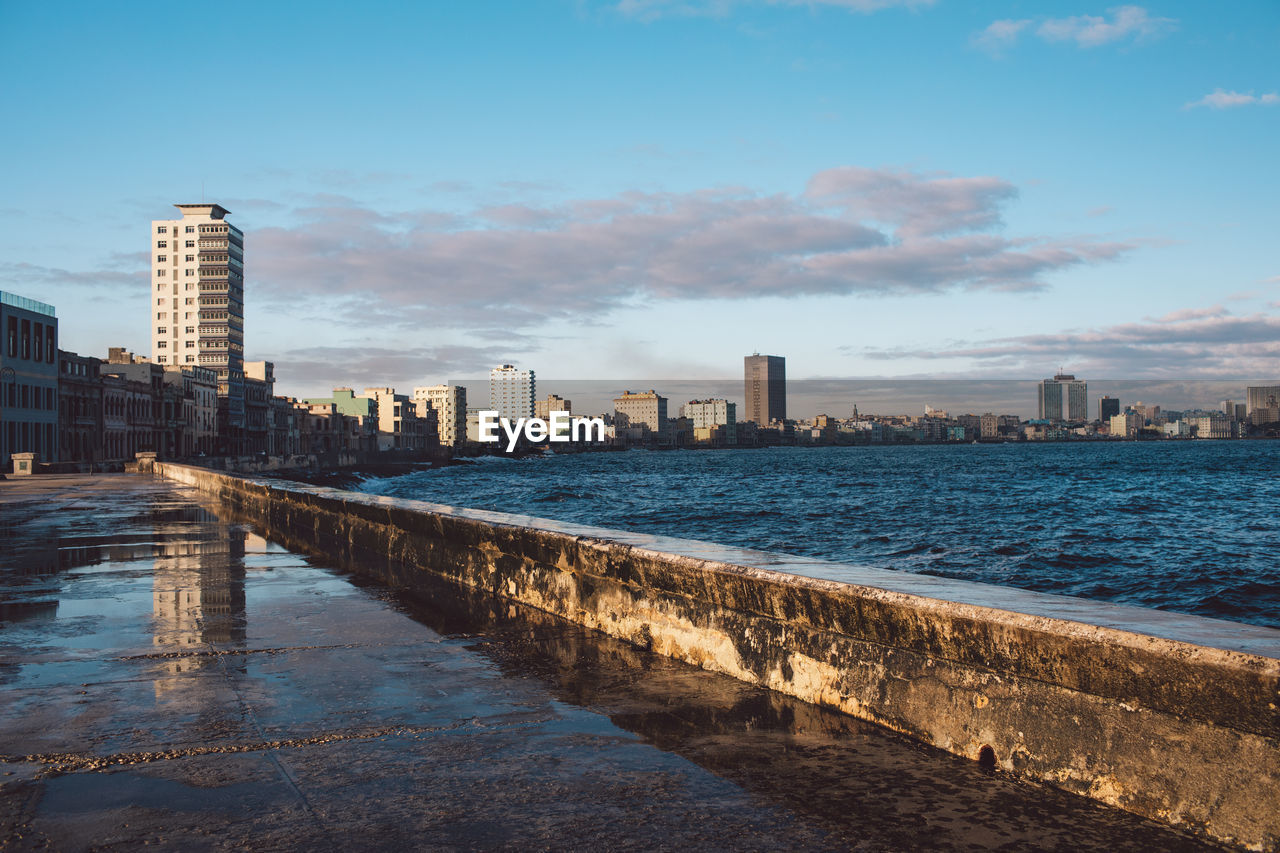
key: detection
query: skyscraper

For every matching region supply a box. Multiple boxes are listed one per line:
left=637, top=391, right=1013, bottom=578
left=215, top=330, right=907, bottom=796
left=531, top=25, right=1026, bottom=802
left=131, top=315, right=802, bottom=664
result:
left=489, top=364, right=535, bottom=421
left=744, top=354, right=785, bottom=424
left=1038, top=373, right=1086, bottom=422
left=151, top=204, right=244, bottom=452
left=1099, top=396, right=1120, bottom=421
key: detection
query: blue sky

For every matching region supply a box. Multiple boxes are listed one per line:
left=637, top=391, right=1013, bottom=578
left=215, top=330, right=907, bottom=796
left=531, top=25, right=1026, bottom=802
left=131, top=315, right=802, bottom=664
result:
left=1, top=0, right=1277, bottom=401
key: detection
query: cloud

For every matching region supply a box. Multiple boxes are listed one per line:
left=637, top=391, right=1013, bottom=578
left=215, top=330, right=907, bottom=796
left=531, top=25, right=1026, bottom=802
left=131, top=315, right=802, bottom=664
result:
left=971, top=19, right=1031, bottom=54
left=858, top=307, right=1280, bottom=378
left=975, top=5, right=1175, bottom=52
left=616, top=0, right=933, bottom=20
left=270, top=344, right=538, bottom=396
left=247, top=166, right=1138, bottom=329
left=1183, top=89, right=1280, bottom=110
left=0, top=260, right=145, bottom=288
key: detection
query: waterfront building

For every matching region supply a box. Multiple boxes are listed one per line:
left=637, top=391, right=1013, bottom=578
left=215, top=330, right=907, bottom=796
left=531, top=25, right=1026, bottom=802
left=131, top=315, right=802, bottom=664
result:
left=163, top=365, right=217, bottom=456
left=150, top=203, right=245, bottom=452
left=243, top=361, right=275, bottom=455
left=1, top=291, right=60, bottom=470
left=1221, top=400, right=1247, bottom=422
left=613, top=389, right=668, bottom=436
left=534, top=394, right=572, bottom=420
left=1109, top=411, right=1142, bottom=438
left=362, top=387, right=435, bottom=451
left=1099, top=396, right=1120, bottom=421
left=1038, top=373, right=1087, bottom=422
left=490, top=364, right=535, bottom=421
left=1189, top=414, right=1232, bottom=439
left=57, top=349, right=102, bottom=467
left=1246, top=385, right=1280, bottom=425
left=414, top=384, right=468, bottom=446
left=682, top=398, right=736, bottom=445
left=744, top=354, right=785, bottom=424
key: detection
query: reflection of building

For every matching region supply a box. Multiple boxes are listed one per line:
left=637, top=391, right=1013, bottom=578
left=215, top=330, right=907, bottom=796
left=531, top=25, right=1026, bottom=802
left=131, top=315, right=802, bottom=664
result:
left=150, top=203, right=245, bottom=453
left=151, top=512, right=247, bottom=697
left=490, top=365, right=535, bottom=421
left=744, top=354, right=785, bottom=424
left=2, top=290, right=60, bottom=469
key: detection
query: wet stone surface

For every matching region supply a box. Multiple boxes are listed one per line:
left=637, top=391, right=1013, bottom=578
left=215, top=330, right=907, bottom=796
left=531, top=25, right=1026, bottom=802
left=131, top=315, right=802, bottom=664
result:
left=0, top=475, right=1222, bottom=851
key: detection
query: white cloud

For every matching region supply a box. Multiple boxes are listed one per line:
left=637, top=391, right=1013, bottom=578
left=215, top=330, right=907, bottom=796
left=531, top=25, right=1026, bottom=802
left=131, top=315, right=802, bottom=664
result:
left=975, top=5, right=1175, bottom=52
left=244, top=167, right=1137, bottom=331
left=1183, top=89, right=1280, bottom=110
left=860, top=306, right=1280, bottom=378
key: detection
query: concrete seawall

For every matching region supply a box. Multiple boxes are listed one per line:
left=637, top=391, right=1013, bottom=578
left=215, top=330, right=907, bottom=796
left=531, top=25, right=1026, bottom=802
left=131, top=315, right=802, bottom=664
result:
left=152, top=462, right=1280, bottom=851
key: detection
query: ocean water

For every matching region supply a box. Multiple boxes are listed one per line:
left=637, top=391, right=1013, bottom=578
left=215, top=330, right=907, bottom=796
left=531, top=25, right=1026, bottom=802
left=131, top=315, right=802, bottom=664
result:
left=360, top=442, right=1280, bottom=629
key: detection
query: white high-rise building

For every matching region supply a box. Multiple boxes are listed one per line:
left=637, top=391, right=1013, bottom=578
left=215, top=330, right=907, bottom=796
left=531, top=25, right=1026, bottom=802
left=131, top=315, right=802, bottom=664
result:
left=489, top=365, right=535, bottom=421
left=414, top=384, right=467, bottom=446
left=1038, top=373, right=1087, bottom=422
left=150, top=204, right=245, bottom=451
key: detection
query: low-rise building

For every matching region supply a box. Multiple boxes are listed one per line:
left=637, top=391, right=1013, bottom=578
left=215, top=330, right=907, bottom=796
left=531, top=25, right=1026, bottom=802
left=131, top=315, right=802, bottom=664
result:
left=58, top=349, right=102, bottom=466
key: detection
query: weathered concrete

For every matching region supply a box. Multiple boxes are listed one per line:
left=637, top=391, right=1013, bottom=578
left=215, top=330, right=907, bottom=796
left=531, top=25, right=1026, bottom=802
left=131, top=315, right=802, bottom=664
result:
left=1, top=474, right=1222, bottom=851
left=151, top=462, right=1280, bottom=851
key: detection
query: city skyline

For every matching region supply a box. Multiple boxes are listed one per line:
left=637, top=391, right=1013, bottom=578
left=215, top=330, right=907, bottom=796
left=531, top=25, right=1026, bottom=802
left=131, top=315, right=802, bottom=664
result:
left=2, top=2, right=1278, bottom=398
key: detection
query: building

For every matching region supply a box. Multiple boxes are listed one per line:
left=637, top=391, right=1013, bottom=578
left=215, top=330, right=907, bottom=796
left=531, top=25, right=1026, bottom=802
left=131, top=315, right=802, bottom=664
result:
left=150, top=203, right=245, bottom=453
left=1038, top=373, right=1087, bottom=422
left=362, top=387, right=435, bottom=451
left=490, top=364, right=535, bottom=421
left=744, top=354, right=785, bottom=424
left=1099, top=396, right=1120, bottom=421
left=1246, top=385, right=1280, bottom=425
left=103, top=348, right=165, bottom=459
left=413, top=384, right=468, bottom=446
left=163, top=365, right=217, bottom=456
left=613, top=389, right=668, bottom=435
left=58, top=349, right=103, bottom=466
left=1, top=291, right=60, bottom=470
left=1221, top=400, right=1247, bottom=422
left=1109, top=411, right=1143, bottom=438
left=682, top=398, right=736, bottom=445
left=244, top=361, right=274, bottom=455
left=534, top=394, right=572, bottom=420
left=1189, top=414, right=1232, bottom=439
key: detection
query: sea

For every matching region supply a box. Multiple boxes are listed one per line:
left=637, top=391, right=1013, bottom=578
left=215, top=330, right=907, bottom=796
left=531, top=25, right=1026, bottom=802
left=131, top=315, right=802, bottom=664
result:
left=360, top=441, right=1280, bottom=629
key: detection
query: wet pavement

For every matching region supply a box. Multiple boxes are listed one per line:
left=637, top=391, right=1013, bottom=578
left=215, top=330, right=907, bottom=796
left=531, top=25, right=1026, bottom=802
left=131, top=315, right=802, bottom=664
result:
left=0, top=475, right=1222, bottom=851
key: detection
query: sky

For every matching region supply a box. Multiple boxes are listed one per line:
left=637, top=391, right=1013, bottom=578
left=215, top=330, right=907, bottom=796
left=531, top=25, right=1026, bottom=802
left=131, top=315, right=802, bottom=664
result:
left=1, top=0, right=1277, bottom=412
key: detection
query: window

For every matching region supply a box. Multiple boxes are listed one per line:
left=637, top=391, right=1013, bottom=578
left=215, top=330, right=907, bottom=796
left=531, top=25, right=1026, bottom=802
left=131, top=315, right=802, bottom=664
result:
left=157, top=240, right=167, bottom=248
left=186, top=226, right=195, bottom=233
left=157, top=312, right=165, bottom=319
left=185, top=255, right=194, bottom=262
left=20, top=319, right=30, bottom=359
left=157, top=226, right=168, bottom=234
left=185, top=240, right=195, bottom=248
left=33, top=323, right=42, bottom=362
left=185, top=283, right=193, bottom=290
left=158, top=269, right=166, bottom=276
left=157, top=341, right=167, bottom=348
left=157, top=355, right=167, bottom=363
left=185, top=269, right=193, bottom=277
left=185, top=326, right=194, bottom=333
left=157, top=255, right=167, bottom=262
left=186, top=341, right=194, bottom=348
left=185, top=298, right=194, bottom=305
left=157, top=327, right=167, bottom=334
left=6, top=316, right=15, bottom=357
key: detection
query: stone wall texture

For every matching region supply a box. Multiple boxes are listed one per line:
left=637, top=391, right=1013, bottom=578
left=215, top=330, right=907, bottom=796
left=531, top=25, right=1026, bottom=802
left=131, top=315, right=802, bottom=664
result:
left=154, top=462, right=1280, bottom=851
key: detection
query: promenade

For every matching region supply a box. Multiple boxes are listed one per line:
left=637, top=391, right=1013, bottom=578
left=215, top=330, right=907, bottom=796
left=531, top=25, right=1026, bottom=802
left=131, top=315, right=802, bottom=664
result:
left=0, top=475, right=1217, bottom=851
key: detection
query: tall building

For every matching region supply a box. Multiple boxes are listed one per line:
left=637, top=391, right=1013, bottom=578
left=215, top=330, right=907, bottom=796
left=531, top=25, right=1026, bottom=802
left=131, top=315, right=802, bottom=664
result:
left=150, top=204, right=245, bottom=453
left=534, top=394, right=572, bottom=420
left=744, top=354, right=785, bottom=424
left=1099, top=396, right=1120, bottom=421
left=414, top=384, right=467, bottom=446
left=1038, top=373, right=1086, bottom=422
left=1, top=290, right=60, bottom=469
left=1246, top=385, right=1280, bottom=424
left=489, top=364, right=535, bottom=421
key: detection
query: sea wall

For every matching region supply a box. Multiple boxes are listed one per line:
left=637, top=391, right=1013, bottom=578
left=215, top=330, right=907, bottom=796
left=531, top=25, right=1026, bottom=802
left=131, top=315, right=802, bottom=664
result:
left=152, top=461, right=1280, bottom=851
